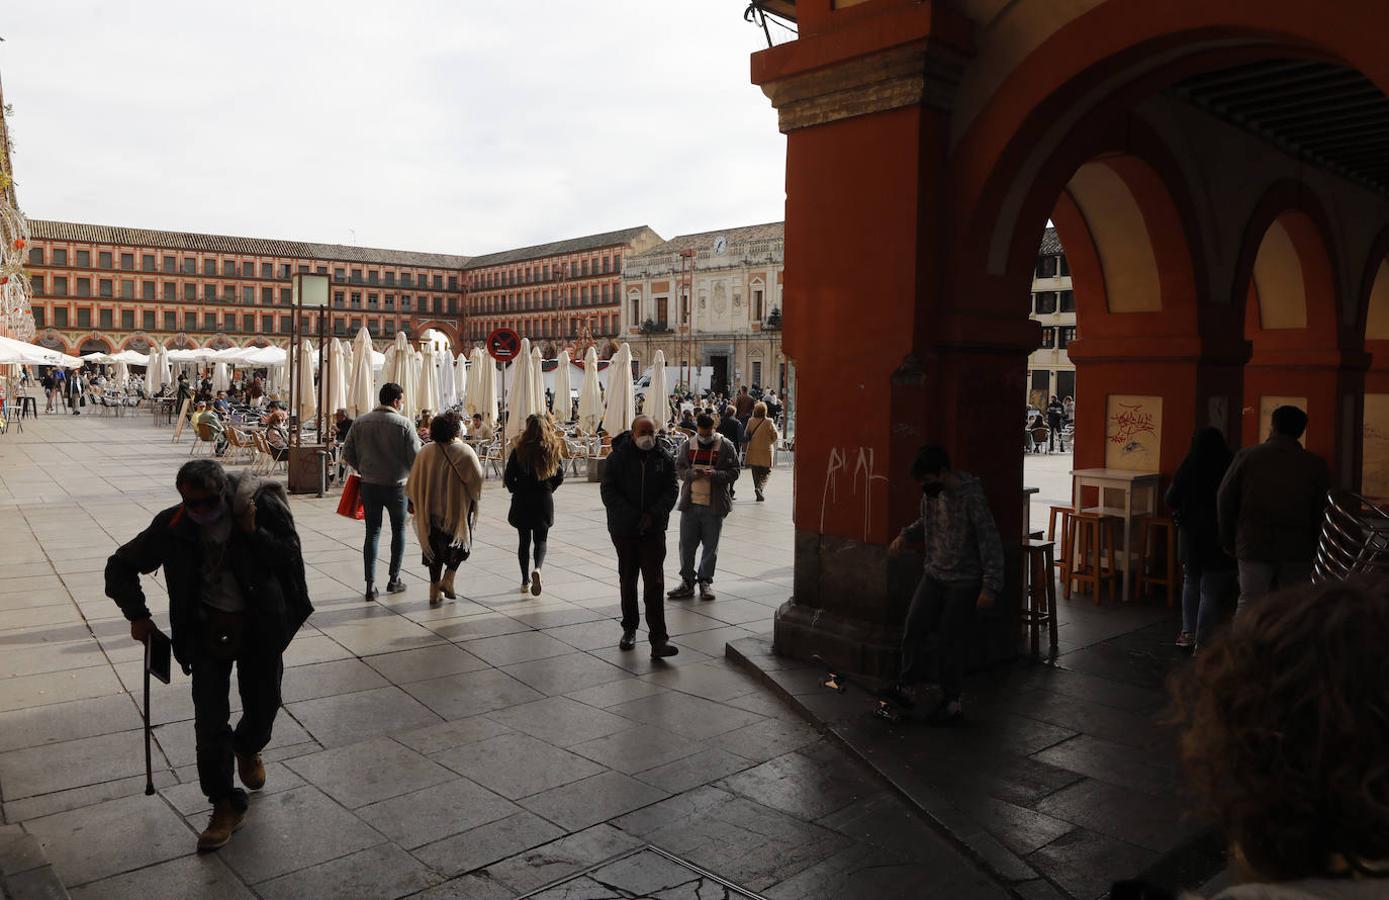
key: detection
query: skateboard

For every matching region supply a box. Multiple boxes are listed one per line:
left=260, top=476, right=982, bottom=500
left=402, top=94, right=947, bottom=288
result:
left=811, top=653, right=908, bottom=723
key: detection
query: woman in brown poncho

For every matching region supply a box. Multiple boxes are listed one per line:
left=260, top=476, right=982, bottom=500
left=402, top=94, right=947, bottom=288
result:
left=405, top=411, right=484, bottom=605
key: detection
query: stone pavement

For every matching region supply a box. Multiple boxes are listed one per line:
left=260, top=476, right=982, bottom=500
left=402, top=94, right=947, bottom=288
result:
left=0, top=412, right=1011, bottom=899
left=730, top=451, right=1222, bottom=900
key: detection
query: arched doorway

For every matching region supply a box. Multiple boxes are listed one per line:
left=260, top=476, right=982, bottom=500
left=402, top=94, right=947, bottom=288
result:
left=753, top=1, right=1389, bottom=673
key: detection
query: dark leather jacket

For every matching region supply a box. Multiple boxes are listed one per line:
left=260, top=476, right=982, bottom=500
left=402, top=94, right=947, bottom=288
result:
left=105, top=475, right=312, bottom=666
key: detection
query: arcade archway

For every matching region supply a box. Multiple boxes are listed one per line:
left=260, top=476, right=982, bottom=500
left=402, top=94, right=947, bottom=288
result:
left=754, top=1, right=1389, bottom=672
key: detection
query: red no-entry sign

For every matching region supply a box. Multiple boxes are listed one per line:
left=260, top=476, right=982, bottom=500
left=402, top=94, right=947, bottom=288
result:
left=487, top=327, right=521, bottom=362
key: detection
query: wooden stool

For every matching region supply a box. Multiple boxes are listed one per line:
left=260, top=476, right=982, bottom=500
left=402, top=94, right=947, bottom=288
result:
left=1047, top=505, right=1074, bottom=588
left=1022, top=539, right=1059, bottom=657
left=1136, top=515, right=1178, bottom=606
left=1066, top=511, right=1119, bottom=603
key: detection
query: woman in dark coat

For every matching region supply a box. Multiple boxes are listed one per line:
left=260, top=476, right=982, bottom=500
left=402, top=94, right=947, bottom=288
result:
left=1165, top=427, right=1236, bottom=650
left=504, top=414, right=565, bottom=596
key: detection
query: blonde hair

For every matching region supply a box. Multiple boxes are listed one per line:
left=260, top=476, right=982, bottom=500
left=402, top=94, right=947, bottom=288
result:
left=752, top=401, right=768, bottom=419
left=513, top=414, right=563, bottom=480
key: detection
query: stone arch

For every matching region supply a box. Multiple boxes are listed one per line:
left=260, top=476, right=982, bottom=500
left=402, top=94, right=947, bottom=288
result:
left=947, top=1, right=1387, bottom=290
left=36, top=329, right=71, bottom=354
left=122, top=333, right=155, bottom=353
left=242, top=337, right=272, bottom=348
left=166, top=333, right=199, bottom=350
left=1231, top=181, right=1357, bottom=465
left=1232, top=181, right=1343, bottom=350
left=77, top=333, right=114, bottom=355
left=206, top=334, right=235, bottom=351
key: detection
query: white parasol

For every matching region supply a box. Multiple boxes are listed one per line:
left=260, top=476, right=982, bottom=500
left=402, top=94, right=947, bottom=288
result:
left=648, top=349, right=669, bottom=427
left=453, top=352, right=468, bottom=412
left=437, top=348, right=456, bottom=410
left=552, top=350, right=573, bottom=422
left=417, top=345, right=440, bottom=418
left=326, top=338, right=349, bottom=415
left=212, top=361, right=230, bottom=393
left=479, top=352, right=498, bottom=429
left=114, top=359, right=130, bottom=386
left=464, top=348, right=482, bottom=418
left=295, top=338, right=317, bottom=426
left=0, top=335, right=83, bottom=368
left=505, top=338, right=537, bottom=444
left=349, top=327, right=375, bottom=417
left=530, top=347, right=545, bottom=417
left=577, top=346, right=604, bottom=433
left=601, top=343, right=636, bottom=436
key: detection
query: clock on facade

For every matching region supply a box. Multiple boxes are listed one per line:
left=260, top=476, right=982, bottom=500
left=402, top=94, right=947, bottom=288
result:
left=712, top=235, right=728, bottom=255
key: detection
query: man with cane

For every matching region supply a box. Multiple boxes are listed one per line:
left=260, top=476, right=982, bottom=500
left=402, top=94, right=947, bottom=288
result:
left=107, top=460, right=312, bottom=851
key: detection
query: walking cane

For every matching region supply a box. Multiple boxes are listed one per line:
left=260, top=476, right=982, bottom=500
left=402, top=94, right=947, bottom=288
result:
left=142, top=636, right=154, bottom=795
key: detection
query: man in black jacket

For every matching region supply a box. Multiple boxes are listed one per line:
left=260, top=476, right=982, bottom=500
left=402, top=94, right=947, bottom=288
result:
left=601, top=415, right=680, bottom=658
left=106, top=460, right=312, bottom=852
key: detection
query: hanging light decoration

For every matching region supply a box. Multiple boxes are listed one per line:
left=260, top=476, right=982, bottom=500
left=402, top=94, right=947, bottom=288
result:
left=0, top=74, right=36, bottom=342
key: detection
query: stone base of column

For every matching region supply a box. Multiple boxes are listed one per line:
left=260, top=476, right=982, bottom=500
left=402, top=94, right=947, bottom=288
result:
left=774, top=530, right=1022, bottom=680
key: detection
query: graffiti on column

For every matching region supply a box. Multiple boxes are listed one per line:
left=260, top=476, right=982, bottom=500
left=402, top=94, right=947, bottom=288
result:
left=1105, top=395, right=1163, bottom=472
left=820, top=447, right=889, bottom=541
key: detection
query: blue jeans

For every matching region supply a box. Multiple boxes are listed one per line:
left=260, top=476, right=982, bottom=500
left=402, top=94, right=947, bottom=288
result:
left=1180, top=564, right=1236, bottom=646
left=678, top=506, right=724, bottom=586
left=360, top=482, right=407, bottom=586
left=1236, top=558, right=1312, bottom=615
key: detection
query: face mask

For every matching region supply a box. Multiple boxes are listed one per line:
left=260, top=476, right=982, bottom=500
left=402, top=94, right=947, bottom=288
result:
left=185, top=498, right=226, bottom=526
left=634, top=435, right=656, bottom=451
left=922, top=481, right=945, bottom=498
left=697, top=433, right=716, bottom=446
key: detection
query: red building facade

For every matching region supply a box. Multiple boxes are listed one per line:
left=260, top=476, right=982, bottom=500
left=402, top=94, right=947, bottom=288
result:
left=463, top=226, right=663, bottom=355
left=25, top=221, right=470, bottom=355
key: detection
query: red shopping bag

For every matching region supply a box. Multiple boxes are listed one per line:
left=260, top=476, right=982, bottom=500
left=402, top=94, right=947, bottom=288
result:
left=337, top=473, right=365, bottom=520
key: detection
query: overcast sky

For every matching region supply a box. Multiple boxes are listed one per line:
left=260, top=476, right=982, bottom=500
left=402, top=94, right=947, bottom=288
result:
left=3, top=1, right=789, bottom=256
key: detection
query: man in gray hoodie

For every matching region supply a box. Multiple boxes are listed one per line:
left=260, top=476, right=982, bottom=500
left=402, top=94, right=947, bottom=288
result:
left=884, top=444, right=1004, bottom=724
left=341, top=382, right=421, bottom=600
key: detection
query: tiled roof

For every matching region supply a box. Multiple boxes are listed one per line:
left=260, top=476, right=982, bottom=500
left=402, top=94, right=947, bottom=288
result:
left=1039, top=226, right=1064, bottom=257
left=30, top=220, right=472, bottom=269
left=629, top=222, right=784, bottom=260
left=464, top=226, right=663, bottom=269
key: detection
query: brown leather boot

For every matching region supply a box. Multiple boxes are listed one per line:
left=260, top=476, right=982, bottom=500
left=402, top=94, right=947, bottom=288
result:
left=236, top=751, right=266, bottom=790
left=197, top=800, right=247, bottom=851
left=440, top=570, right=457, bottom=599
left=429, top=582, right=442, bottom=606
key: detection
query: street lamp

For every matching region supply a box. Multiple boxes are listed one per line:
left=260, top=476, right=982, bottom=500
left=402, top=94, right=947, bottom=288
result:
left=287, top=272, right=329, bottom=493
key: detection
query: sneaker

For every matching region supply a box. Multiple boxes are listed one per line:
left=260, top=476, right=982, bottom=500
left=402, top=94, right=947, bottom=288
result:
left=651, top=642, right=680, bottom=659
left=619, top=628, right=637, bottom=651
left=386, top=578, right=406, bottom=594
left=877, top=683, right=916, bottom=710
left=197, top=800, right=247, bottom=852
left=235, top=752, right=265, bottom=790
left=520, top=582, right=531, bottom=594
left=364, top=584, right=379, bottom=602
left=530, top=570, right=543, bottom=597
left=1175, top=631, right=1195, bottom=648
left=667, top=581, right=695, bottom=600
left=698, top=583, right=715, bottom=601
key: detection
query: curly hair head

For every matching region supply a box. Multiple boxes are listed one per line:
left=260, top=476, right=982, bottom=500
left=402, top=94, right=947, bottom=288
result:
left=1169, top=578, right=1389, bottom=881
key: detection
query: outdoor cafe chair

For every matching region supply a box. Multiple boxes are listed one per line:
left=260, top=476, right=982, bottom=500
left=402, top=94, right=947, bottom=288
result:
left=190, top=422, right=221, bottom=457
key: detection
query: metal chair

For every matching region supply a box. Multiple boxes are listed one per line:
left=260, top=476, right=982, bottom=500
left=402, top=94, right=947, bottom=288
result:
left=1313, top=491, right=1389, bottom=582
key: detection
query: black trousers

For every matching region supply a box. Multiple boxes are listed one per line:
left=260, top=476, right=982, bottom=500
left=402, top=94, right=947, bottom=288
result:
left=898, top=575, right=978, bottom=702
left=612, top=533, right=668, bottom=644
left=191, top=648, right=283, bottom=806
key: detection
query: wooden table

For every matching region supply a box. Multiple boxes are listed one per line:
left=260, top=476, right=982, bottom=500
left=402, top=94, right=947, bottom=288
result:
left=1022, top=486, right=1039, bottom=538
left=1070, top=468, right=1161, bottom=604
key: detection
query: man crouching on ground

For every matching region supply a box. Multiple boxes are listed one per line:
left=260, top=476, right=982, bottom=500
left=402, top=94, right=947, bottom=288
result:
left=105, top=459, right=313, bottom=851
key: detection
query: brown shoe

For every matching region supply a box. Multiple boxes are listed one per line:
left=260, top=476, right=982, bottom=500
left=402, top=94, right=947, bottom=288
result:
left=236, top=752, right=266, bottom=790
left=197, top=800, right=247, bottom=851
